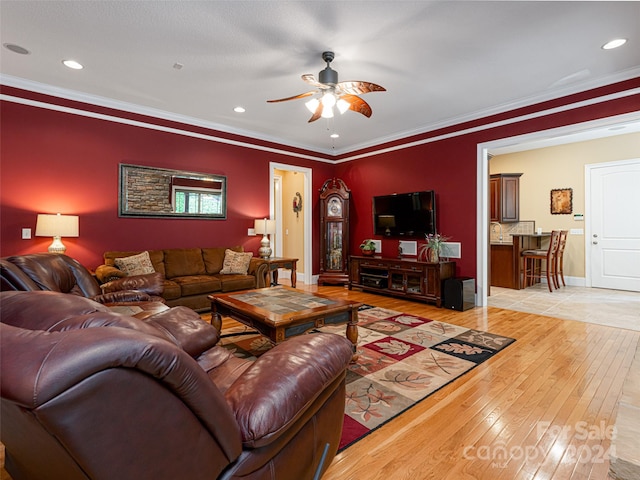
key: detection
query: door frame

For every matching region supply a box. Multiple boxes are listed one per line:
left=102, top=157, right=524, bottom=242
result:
left=269, top=162, right=313, bottom=285
left=476, top=111, right=640, bottom=307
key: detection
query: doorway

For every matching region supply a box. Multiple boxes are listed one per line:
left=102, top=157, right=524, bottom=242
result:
left=477, top=111, right=640, bottom=306
left=269, top=162, right=313, bottom=285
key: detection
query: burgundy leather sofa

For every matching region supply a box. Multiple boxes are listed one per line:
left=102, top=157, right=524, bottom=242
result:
left=0, top=253, right=164, bottom=305
left=0, top=291, right=353, bottom=480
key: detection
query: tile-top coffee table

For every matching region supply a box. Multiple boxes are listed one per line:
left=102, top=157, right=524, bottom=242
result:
left=209, top=286, right=360, bottom=356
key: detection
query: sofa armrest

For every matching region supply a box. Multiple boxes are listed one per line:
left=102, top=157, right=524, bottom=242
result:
left=95, top=264, right=127, bottom=283
left=144, top=307, right=220, bottom=357
left=224, top=333, right=353, bottom=448
left=91, top=291, right=152, bottom=304
left=100, top=272, right=164, bottom=296
left=249, top=258, right=269, bottom=289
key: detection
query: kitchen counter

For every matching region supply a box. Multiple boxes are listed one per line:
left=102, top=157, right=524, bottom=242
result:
left=491, top=233, right=550, bottom=289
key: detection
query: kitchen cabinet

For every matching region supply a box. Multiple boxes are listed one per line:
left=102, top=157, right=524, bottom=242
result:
left=490, top=173, right=522, bottom=223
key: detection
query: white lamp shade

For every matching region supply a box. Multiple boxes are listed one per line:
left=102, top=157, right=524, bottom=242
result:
left=254, top=218, right=276, bottom=235
left=35, top=214, right=79, bottom=237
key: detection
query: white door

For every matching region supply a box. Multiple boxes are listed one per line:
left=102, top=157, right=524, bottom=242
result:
left=588, top=159, right=640, bottom=291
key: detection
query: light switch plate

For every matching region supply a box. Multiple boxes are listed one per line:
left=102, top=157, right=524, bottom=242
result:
left=21, top=228, right=31, bottom=239
left=570, top=228, right=584, bottom=235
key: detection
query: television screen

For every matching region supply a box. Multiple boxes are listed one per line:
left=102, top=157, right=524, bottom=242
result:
left=372, top=191, right=436, bottom=238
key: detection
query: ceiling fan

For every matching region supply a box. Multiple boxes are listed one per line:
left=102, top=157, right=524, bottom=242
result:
left=267, top=51, right=386, bottom=123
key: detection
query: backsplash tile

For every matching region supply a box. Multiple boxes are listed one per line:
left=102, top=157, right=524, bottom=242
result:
left=490, top=221, right=535, bottom=243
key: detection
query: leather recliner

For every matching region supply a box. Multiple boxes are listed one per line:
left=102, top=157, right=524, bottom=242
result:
left=0, top=253, right=164, bottom=305
left=0, top=291, right=353, bottom=480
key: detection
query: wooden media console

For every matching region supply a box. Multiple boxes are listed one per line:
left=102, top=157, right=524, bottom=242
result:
left=348, top=255, right=455, bottom=307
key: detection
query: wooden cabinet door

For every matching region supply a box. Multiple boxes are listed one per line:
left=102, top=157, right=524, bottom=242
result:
left=490, top=176, right=500, bottom=222
left=501, top=175, right=520, bottom=222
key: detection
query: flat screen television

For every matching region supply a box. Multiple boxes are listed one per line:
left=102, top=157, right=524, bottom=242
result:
left=372, top=190, right=436, bottom=238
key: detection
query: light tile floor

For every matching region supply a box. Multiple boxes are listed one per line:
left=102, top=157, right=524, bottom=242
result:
left=488, top=284, right=640, bottom=331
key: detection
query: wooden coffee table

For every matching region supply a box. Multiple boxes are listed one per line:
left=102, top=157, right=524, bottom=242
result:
left=209, top=286, right=360, bottom=356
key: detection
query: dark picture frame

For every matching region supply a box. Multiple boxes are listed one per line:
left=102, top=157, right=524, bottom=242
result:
left=550, top=188, right=572, bottom=215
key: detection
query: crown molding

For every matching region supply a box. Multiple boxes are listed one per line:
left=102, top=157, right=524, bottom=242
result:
left=2, top=68, right=639, bottom=162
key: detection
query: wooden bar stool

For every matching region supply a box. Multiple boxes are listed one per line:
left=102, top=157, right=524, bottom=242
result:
left=554, top=230, right=568, bottom=287
left=522, top=230, right=561, bottom=292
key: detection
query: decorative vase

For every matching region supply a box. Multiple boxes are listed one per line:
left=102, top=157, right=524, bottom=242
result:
left=361, top=249, right=375, bottom=257
left=428, top=248, right=439, bottom=263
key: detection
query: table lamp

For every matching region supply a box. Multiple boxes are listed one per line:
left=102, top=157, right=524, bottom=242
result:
left=35, top=213, right=79, bottom=254
left=378, top=215, right=396, bottom=236
left=254, top=218, right=276, bottom=258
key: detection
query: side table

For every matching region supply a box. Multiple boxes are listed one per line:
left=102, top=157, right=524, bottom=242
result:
left=265, top=257, right=298, bottom=288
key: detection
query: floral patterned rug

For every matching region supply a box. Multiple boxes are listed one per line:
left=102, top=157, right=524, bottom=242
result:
left=218, top=305, right=515, bottom=451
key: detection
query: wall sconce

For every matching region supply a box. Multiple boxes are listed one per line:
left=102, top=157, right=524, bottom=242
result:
left=35, top=213, right=79, bottom=254
left=254, top=218, right=276, bottom=259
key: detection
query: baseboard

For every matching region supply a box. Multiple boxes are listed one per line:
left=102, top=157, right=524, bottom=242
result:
left=540, top=275, right=585, bottom=287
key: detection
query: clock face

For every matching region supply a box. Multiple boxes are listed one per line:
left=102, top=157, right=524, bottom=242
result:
left=327, top=197, right=342, bottom=217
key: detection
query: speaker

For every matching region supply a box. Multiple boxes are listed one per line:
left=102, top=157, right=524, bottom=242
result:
left=443, top=277, right=475, bottom=311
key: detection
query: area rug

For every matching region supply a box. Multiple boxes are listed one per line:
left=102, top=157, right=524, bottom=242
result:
left=218, top=305, right=515, bottom=451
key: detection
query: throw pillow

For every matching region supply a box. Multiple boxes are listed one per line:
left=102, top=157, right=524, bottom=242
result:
left=114, top=251, right=155, bottom=276
left=220, top=249, right=253, bottom=275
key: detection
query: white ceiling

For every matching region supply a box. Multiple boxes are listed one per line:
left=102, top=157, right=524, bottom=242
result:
left=1, top=1, right=639, bottom=156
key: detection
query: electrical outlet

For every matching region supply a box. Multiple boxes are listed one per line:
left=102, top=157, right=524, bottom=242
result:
left=21, top=228, right=31, bottom=239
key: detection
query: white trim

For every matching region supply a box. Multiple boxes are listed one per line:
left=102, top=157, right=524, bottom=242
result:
left=269, top=162, right=313, bottom=286
left=273, top=175, right=283, bottom=258
left=3, top=69, right=639, bottom=157
left=477, top=111, right=640, bottom=307
left=0, top=93, right=335, bottom=165
left=335, top=87, right=640, bottom=164
left=2, top=75, right=638, bottom=162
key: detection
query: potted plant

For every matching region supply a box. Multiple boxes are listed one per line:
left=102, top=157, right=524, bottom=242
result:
left=418, top=233, right=450, bottom=263
left=359, top=239, right=377, bottom=256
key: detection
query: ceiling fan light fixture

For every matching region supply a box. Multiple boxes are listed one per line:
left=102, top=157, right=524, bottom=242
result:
left=321, top=92, right=336, bottom=108
left=337, top=98, right=350, bottom=114
left=305, top=98, right=320, bottom=113
left=321, top=106, right=334, bottom=119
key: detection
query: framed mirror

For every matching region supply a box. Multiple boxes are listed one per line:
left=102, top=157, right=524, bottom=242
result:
left=119, top=164, right=227, bottom=219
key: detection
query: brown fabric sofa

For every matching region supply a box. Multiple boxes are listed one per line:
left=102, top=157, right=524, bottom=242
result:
left=96, top=247, right=269, bottom=311
left=0, top=253, right=164, bottom=305
left=0, top=291, right=353, bottom=480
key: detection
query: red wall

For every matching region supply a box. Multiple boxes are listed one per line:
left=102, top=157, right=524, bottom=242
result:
left=2, top=79, right=638, bottom=278
left=0, top=92, right=334, bottom=269
left=336, top=78, right=640, bottom=277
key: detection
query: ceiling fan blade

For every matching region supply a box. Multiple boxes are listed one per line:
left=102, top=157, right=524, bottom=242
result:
left=341, top=94, right=373, bottom=118
left=302, top=74, right=328, bottom=89
left=266, top=91, right=316, bottom=103
left=336, top=81, right=386, bottom=96
left=308, top=101, right=323, bottom=123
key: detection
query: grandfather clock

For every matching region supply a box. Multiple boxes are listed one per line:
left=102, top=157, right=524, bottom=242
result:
left=318, top=178, right=350, bottom=285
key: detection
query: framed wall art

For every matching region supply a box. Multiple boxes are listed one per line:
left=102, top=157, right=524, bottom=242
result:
left=119, top=164, right=227, bottom=219
left=550, top=188, right=572, bottom=215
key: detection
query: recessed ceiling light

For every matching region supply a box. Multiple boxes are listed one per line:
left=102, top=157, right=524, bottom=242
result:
left=62, top=59, right=83, bottom=70
left=233, top=106, right=246, bottom=113
left=602, top=38, right=627, bottom=50
left=3, top=43, right=30, bottom=55
left=330, top=133, right=340, bottom=138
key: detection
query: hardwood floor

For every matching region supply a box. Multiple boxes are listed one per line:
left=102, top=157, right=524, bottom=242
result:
left=2, top=284, right=637, bottom=480
left=315, top=285, right=638, bottom=480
